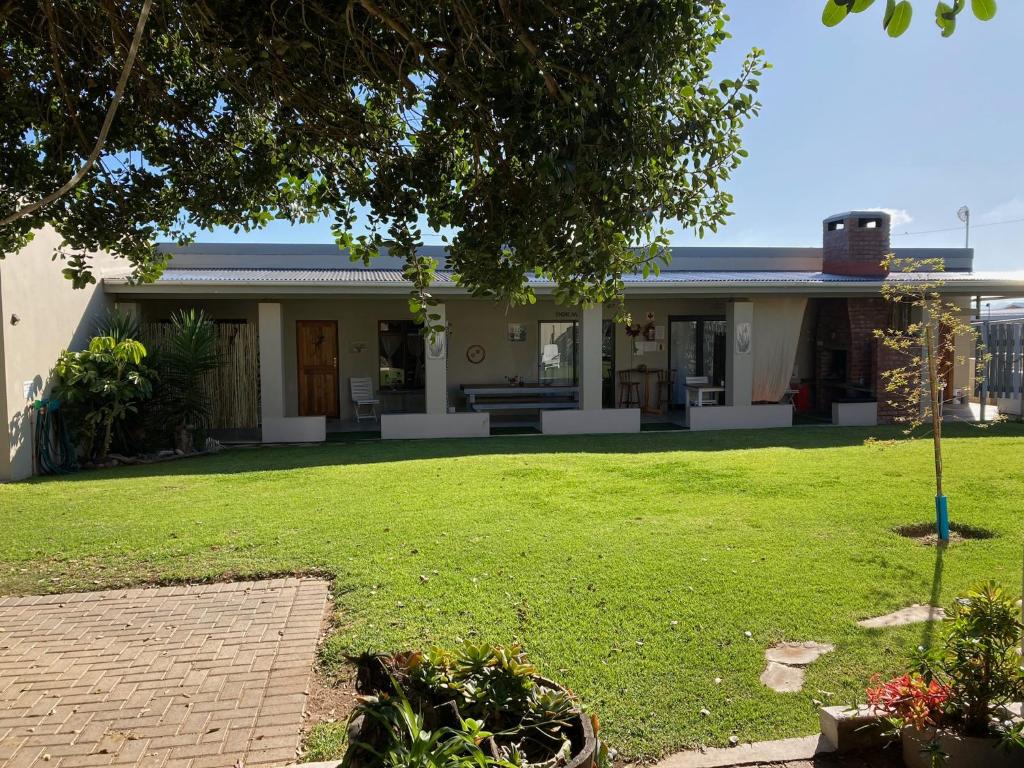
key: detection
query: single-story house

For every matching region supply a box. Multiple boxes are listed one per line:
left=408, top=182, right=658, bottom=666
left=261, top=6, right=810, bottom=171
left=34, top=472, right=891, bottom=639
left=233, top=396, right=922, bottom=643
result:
left=2, top=210, right=1023, bottom=479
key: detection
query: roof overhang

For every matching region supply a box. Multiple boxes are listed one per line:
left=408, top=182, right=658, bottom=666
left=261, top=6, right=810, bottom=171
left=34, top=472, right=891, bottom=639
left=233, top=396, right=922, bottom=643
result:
left=103, top=269, right=1024, bottom=301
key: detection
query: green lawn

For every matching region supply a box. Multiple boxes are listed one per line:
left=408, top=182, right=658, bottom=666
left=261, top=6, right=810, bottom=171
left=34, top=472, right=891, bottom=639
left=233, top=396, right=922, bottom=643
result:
left=3, top=424, right=1023, bottom=759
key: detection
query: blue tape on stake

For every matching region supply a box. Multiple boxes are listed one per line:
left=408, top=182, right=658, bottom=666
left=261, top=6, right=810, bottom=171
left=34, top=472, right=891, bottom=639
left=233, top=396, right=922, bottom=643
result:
left=935, top=495, right=950, bottom=542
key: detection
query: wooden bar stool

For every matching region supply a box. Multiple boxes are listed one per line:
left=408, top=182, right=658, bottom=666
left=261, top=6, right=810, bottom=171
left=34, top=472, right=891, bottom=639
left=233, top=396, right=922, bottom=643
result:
left=657, top=368, right=674, bottom=413
left=617, top=370, right=641, bottom=408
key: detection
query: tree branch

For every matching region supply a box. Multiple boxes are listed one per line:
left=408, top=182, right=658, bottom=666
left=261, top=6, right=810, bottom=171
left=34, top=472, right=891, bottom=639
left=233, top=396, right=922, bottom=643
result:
left=497, top=0, right=559, bottom=98
left=0, top=0, right=153, bottom=228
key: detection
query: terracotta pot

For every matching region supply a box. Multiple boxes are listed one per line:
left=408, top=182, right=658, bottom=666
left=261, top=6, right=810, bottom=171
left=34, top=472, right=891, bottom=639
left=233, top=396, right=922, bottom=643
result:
left=560, top=705, right=597, bottom=768
left=902, top=726, right=1023, bottom=768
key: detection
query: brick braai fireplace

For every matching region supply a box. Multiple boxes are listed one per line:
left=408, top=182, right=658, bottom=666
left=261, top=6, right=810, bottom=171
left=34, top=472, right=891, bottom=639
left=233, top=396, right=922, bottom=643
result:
left=813, top=212, right=900, bottom=422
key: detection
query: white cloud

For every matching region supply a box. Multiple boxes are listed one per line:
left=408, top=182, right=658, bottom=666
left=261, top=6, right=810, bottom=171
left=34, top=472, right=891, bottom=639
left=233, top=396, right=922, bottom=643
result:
left=980, top=197, right=1024, bottom=222
left=869, top=207, right=913, bottom=228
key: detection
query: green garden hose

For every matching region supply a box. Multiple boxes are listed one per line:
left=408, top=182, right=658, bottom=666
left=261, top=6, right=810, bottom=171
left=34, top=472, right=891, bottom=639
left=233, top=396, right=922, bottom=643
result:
left=32, top=399, right=78, bottom=475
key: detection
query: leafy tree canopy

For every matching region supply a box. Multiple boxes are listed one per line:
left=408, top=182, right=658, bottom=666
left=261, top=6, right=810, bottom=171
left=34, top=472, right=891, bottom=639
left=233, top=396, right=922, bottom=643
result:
left=0, top=1, right=766, bottom=321
left=822, top=0, right=997, bottom=38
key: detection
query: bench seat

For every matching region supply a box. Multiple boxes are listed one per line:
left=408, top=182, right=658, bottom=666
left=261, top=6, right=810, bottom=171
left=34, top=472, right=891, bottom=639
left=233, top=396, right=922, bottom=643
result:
left=470, top=401, right=579, bottom=412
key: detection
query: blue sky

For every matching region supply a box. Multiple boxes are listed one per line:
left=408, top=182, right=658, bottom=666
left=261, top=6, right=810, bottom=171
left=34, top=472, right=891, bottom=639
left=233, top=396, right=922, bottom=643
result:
left=207, top=1, right=1023, bottom=270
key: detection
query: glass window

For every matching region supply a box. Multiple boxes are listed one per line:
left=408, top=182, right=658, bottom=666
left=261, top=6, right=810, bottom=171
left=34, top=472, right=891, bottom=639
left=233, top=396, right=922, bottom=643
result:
left=378, top=321, right=424, bottom=391
left=669, top=316, right=726, bottom=404
left=538, top=321, right=578, bottom=384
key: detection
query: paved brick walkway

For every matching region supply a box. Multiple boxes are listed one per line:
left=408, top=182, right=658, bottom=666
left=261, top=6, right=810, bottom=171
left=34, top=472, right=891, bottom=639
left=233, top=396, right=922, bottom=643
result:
left=0, top=578, right=329, bottom=768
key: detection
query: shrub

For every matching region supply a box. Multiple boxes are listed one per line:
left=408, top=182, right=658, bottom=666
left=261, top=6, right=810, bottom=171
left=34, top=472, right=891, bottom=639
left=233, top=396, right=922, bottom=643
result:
left=343, top=643, right=594, bottom=768
left=867, top=673, right=950, bottom=731
left=867, top=581, right=1024, bottom=752
left=917, top=581, right=1024, bottom=738
left=53, top=335, right=155, bottom=459
left=159, top=309, right=221, bottom=452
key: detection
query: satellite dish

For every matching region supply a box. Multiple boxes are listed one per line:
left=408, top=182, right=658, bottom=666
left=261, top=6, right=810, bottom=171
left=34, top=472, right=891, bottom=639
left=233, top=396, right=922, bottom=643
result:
left=957, top=206, right=971, bottom=248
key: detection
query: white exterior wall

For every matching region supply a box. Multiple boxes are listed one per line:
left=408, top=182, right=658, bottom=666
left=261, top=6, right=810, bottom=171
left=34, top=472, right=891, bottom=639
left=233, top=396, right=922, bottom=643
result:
left=0, top=228, right=129, bottom=481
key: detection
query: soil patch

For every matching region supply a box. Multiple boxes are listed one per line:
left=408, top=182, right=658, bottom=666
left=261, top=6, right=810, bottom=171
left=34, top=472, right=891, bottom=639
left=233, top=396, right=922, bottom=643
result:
left=895, top=522, right=994, bottom=545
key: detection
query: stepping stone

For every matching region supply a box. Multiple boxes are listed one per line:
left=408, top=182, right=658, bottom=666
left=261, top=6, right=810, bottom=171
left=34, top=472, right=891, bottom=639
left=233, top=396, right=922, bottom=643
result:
left=857, top=604, right=945, bottom=629
left=760, top=660, right=806, bottom=693
left=764, top=641, right=835, bottom=666
left=760, top=642, right=835, bottom=693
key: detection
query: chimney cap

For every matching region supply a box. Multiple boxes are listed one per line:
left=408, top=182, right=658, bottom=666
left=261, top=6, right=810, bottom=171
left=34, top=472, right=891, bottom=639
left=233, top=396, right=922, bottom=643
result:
left=823, top=210, right=892, bottom=225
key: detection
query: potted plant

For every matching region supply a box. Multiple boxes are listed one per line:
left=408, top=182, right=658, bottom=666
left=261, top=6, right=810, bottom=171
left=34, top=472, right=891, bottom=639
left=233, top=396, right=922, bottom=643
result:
left=343, top=642, right=602, bottom=768
left=866, top=582, right=1024, bottom=768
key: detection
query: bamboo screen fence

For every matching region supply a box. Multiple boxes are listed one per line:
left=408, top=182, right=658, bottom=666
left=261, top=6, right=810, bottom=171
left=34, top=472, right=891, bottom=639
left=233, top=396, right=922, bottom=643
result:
left=141, top=321, right=260, bottom=429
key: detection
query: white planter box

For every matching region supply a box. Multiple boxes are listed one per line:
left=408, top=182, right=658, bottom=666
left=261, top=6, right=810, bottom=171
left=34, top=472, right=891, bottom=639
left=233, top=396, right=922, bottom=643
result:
left=818, top=705, right=893, bottom=752
left=687, top=404, right=793, bottom=431
left=540, top=408, right=640, bottom=435
left=902, top=727, right=1023, bottom=768
left=997, top=396, right=1022, bottom=416
left=261, top=416, right=326, bottom=443
left=831, top=401, right=878, bottom=427
left=381, top=413, right=489, bottom=439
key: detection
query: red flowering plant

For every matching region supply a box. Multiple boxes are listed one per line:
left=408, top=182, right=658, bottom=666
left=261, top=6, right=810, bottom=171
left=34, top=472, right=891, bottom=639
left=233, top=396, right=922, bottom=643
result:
left=862, top=582, right=1024, bottom=766
left=866, top=672, right=951, bottom=731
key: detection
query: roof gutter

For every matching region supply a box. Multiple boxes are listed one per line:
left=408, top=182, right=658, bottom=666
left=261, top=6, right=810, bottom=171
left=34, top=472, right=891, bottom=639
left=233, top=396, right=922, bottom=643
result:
left=102, top=276, right=1024, bottom=298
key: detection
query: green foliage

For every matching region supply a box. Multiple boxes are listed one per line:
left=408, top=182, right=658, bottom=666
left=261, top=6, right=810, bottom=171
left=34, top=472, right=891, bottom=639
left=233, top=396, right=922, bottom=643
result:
left=821, top=0, right=997, bottom=35
left=96, top=309, right=142, bottom=344
left=0, top=2, right=766, bottom=324
left=346, top=680, right=514, bottom=768
left=158, top=309, right=221, bottom=451
left=52, top=334, right=155, bottom=459
left=916, top=582, right=1024, bottom=740
left=875, top=256, right=991, bottom=501
left=345, top=643, right=582, bottom=768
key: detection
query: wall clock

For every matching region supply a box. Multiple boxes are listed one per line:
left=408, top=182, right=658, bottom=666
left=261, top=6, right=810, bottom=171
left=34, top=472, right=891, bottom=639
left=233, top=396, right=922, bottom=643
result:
left=466, top=344, right=486, bottom=364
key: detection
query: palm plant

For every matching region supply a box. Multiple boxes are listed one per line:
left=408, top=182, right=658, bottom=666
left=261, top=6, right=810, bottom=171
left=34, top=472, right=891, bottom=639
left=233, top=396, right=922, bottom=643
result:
left=95, top=308, right=142, bottom=343
left=161, top=309, right=221, bottom=452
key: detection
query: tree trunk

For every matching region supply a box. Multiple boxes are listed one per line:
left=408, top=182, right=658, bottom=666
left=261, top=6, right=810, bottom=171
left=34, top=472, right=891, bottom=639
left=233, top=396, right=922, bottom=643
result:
left=101, top=411, right=115, bottom=459
left=925, top=323, right=943, bottom=498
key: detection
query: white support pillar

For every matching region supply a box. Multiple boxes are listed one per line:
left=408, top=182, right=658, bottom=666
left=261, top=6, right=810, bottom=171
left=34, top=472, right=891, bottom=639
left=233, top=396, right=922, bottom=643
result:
left=383, top=303, right=491, bottom=439
left=424, top=303, right=448, bottom=416
left=539, top=303, right=640, bottom=435
left=725, top=300, right=754, bottom=407
left=258, top=302, right=285, bottom=422
left=579, top=304, right=603, bottom=410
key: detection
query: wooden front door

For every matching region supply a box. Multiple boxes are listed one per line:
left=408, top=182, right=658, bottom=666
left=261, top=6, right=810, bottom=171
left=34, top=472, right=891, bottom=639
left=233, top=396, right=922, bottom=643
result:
left=297, top=320, right=340, bottom=417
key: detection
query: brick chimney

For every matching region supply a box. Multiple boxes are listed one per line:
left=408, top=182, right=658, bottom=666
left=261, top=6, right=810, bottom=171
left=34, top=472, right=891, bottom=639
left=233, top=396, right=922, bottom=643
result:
left=822, top=211, right=891, bottom=277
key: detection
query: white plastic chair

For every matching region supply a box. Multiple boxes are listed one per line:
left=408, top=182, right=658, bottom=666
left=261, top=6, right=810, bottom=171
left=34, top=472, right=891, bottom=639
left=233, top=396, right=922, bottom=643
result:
left=350, top=377, right=380, bottom=422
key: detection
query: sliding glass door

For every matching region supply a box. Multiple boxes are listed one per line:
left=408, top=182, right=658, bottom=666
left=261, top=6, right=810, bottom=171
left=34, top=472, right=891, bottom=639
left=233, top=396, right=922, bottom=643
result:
left=668, top=317, right=726, bottom=405
left=538, top=321, right=578, bottom=385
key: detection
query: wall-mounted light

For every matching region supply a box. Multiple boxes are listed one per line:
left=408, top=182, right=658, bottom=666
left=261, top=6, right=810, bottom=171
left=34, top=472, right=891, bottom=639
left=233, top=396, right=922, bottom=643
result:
left=9, top=314, right=20, bottom=325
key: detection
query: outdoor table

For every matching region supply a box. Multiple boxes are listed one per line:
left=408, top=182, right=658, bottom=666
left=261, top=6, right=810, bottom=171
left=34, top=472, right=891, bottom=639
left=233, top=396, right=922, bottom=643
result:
left=621, top=369, right=665, bottom=415
left=461, top=384, right=579, bottom=412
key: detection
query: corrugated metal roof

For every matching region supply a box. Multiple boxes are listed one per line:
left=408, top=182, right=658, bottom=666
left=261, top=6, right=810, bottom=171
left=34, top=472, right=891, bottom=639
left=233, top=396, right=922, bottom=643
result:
left=143, top=268, right=457, bottom=284
left=117, top=267, right=1024, bottom=287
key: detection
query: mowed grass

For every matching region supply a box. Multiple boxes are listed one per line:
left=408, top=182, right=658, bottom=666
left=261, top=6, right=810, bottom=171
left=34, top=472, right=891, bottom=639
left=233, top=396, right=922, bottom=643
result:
left=2, top=424, right=1023, bottom=758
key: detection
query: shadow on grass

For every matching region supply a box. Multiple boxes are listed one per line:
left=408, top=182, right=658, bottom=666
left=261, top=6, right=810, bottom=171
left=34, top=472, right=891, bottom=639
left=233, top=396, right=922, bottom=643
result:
left=922, top=543, right=945, bottom=651
left=17, top=421, right=1024, bottom=484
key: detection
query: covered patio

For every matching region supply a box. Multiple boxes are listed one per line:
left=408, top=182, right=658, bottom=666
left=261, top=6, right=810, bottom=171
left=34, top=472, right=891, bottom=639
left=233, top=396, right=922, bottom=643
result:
left=111, top=288, right=807, bottom=441
left=101, top=211, right=1024, bottom=443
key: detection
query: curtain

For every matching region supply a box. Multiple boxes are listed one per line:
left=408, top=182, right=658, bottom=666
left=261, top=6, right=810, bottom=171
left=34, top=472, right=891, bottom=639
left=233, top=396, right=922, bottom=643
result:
left=752, top=298, right=808, bottom=402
